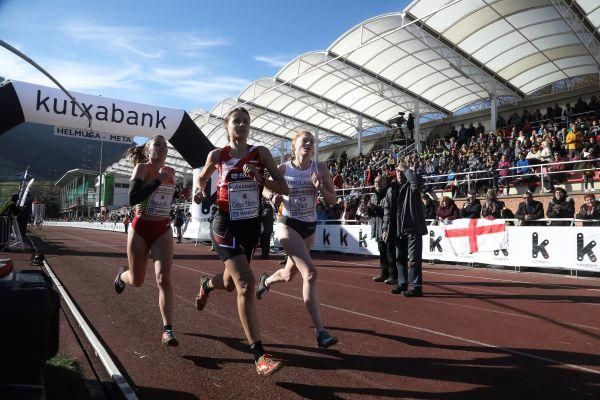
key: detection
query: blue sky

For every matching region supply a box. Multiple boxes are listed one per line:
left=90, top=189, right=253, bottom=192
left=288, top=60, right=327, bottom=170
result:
left=0, top=0, right=408, bottom=113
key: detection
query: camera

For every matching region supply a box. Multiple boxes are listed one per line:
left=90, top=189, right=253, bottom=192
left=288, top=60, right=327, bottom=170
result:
left=387, top=112, right=406, bottom=127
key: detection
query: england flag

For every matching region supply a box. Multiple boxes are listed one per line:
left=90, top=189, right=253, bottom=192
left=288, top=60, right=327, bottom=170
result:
left=442, top=218, right=509, bottom=255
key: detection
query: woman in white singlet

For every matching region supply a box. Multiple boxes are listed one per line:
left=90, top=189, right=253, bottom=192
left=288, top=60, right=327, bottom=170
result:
left=256, top=130, right=339, bottom=348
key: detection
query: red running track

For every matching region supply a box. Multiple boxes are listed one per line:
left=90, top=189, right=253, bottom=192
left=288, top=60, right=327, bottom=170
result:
left=30, top=226, right=600, bottom=400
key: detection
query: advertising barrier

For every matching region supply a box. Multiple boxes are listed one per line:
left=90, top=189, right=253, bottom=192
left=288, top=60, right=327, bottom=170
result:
left=424, top=223, right=599, bottom=272
left=44, top=220, right=600, bottom=272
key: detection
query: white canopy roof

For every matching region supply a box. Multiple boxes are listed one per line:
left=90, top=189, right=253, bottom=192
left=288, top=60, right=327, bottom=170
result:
left=107, top=0, right=600, bottom=176
left=405, top=0, right=600, bottom=95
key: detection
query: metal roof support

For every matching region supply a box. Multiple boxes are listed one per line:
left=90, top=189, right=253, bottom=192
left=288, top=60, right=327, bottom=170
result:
left=248, top=78, right=387, bottom=131
left=404, top=16, right=525, bottom=100
left=551, top=0, right=600, bottom=66
left=357, top=116, right=363, bottom=156
left=280, top=140, right=286, bottom=165
left=414, top=101, right=421, bottom=152
left=239, top=99, right=348, bottom=140
left=490, top=80, right=498, bottom=134
left=314, top=129, right=320, bottom=162
left=327, top=51, right=451, bottom=116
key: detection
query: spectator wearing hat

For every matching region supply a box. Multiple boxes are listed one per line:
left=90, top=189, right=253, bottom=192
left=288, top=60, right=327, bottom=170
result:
left=382, top=163, right=427, bottom=297
left=515, top=191, right=545, bottom=226
left=546, top=187, right=574, bottom=226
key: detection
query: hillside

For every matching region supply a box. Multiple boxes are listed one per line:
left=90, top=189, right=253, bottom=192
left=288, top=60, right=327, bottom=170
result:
left=0, top=122, right=134, bottom=181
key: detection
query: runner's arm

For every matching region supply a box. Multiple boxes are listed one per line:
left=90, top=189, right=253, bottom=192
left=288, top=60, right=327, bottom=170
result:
left=129, top=164, right=159, bottom=206
left=316, top=161, right=338, bottom=205
left=259, top=147, right=289, bottom=195
left=193, top=149, right=219, bottom=203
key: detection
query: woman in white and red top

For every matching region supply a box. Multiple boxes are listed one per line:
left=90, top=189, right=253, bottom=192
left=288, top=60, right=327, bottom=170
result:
left=113, top=135, right=178, bottom=347
left=193, top=107, right=289, bottom=376
left=256, top=130, right=339, bottom=348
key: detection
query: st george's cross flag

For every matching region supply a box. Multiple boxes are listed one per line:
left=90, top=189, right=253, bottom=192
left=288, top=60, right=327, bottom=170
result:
left=442, top=218, right=508, bottom=255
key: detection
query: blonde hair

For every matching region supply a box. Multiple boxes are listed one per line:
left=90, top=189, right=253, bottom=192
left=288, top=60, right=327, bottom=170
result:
left=124, top=135, right=166, bottom=166
left=290, top=130, right=313, bottom=160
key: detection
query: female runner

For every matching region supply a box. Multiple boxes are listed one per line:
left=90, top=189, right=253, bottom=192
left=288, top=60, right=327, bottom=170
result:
left=114, top=135, right=178, bottom=346
left=193, top=107, right=289, bottom=376
left=255, top=130, right=338, bottom=348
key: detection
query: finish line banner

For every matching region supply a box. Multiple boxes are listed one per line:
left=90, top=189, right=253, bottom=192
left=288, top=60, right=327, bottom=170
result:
left=424, top=223, right=600, bottom=272
left=54, top=126, right=133, bottom=144
left=0, top=79, right=214, bottom=168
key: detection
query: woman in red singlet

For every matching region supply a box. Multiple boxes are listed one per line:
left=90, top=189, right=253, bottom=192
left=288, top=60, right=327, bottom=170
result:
left=113, top=135, right=179, bottom=347
left=193, top=107, right=289, bottom=376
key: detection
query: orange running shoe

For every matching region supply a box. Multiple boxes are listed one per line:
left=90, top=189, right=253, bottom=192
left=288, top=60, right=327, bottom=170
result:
left=255, top=354, right=283, bottom=376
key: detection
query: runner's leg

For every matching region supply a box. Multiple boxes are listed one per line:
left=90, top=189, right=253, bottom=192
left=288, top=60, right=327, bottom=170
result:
left=275, top=223, right=323, bottom=332
left=121, top=227, right=149, bottom=286
left=150, top=227, right=174, bottom=326
left=224, top=254, right=260, bottom=343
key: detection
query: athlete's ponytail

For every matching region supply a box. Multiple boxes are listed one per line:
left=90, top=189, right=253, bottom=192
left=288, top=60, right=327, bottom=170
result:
left=124, top=135, right=166, bottom=165
left=124, top=144, right=147, bottom=165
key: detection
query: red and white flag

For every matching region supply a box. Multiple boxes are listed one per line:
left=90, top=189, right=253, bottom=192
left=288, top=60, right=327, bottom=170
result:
left=442, top=218, right=508, bottom=255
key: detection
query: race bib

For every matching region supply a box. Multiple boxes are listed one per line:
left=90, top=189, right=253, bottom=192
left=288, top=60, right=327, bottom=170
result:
left=289, top=186, right=315, bottom=218
left=228, top=181, right=260, bottom=220
left=145, top=184, right=174, bottom=217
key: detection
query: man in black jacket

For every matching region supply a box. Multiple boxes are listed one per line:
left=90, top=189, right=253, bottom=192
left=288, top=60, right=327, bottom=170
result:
left=421, top=194, right=437, bottom=220
left=382, top=163, right=427, bottom=297
left=368, top=175, right=396, bottom=284
left=515, top=191, right=545, bottom=226
left=460, top=190, right=481, bottom=218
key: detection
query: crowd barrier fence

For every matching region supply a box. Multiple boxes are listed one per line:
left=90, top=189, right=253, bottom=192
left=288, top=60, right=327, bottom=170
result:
left=43, top=218, right=600, bottom=274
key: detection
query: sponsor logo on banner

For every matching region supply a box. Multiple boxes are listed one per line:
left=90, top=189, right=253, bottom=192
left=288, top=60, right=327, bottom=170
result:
left=54, top=126, right=133, bottom=144
left=322, top=228, right=331, bottom=246
left=576, top=232, right=597, bottom=262
left=429, top=230, right=442, bottom=252
left=12, top=80, right=184, bottom=139
left=531, top=232, right=550, bottom=259
left=358, top=229, right=368, bottom=248
left=423, top=225, right=599, bottom=272
left=339, top=229, right=348, bottom=247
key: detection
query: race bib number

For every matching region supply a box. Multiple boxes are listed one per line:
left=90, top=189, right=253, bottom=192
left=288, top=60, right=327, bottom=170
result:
left=289, top=187, right=315, bottom=218
left=228, top=181, right=260, bottom=220
left=146, top=184, right=174, bottom=217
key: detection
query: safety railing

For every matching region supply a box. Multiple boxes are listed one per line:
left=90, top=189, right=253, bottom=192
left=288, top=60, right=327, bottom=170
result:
left=421, top=157, right=600, bottom=194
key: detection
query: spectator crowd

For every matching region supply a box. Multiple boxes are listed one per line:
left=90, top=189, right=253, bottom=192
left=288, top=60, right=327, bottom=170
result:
left=315, top=96, right=600, bottom=225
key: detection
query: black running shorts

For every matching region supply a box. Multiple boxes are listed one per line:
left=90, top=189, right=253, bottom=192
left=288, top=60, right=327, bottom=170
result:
left=211, top=211, right=261, bottom=262
left=279, top=216, right=317, bottom=239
